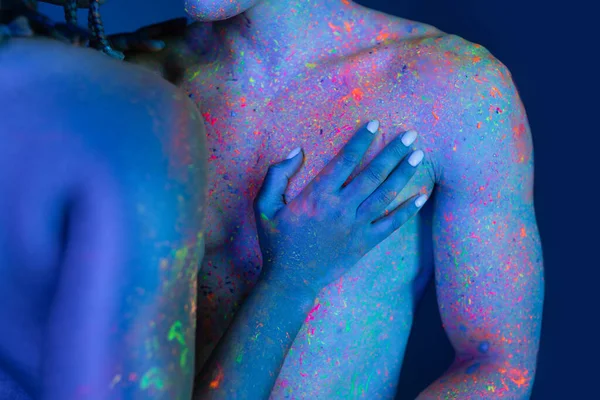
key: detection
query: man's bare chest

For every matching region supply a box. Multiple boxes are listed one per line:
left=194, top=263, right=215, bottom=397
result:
left=185, top=61, right=438, bottom=252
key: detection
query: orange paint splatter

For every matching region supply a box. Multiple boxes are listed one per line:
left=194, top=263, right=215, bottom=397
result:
left=520, top=226, right=527, bottom=238
left=377, top=31, right=390, bottom=41
left=340, top=88, right=364, bottom=105
left=500, top=367, right=530, bottom=388
left=512, top=123, right=531, bottom=163
left=490, top=87, right=503, bottom=98
left=209, top=365, right=224, bottom=389
left=328, top=22, right=341, bottom=32
left=375, top=29, right=399, bottom=43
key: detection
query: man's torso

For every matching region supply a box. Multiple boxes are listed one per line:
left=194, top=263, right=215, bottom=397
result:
left=184, top=12, right=475, bottom=398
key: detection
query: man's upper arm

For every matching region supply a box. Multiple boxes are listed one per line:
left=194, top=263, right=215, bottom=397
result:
left=430, top=43, right=544, bottom=394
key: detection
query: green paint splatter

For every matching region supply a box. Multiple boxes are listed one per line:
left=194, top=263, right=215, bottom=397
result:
left=175, top=247, right=188, bottom=261
left=168, top=321, right=186, bottom=346
left=180, top=348, right=189, bottom=369
left=364, top=372, right=373, bottom=395
left=140, top=367, right=165, bottom=390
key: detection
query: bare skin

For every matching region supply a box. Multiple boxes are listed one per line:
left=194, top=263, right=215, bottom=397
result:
left=106, top=0, right=543, bottom=398
left=0, top=37, right=206, bottom=399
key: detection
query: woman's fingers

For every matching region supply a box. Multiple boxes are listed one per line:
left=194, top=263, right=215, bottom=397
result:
left=110, top=34, right=165, bottom=52
left=369, top=193, right=429, bottom=241
left=254, top=148, right=304, bottom=219
left=315, top=120, right=380, bottom=191
left=109, top=18, right=187, bottom=52
left=355, top=149, right=424, bottom=220
left=343, top=129, right=417, bottom=202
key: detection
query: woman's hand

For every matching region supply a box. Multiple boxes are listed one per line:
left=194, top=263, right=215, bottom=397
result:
left=254, top=120, right=427, bottom=297
left=108, top=17, right=188, bottom=54
left=108, top=18, right=194, bottom=83
left=197, top=122, right=427, bottom=400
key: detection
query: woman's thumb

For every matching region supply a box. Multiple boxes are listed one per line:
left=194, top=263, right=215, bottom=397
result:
left=254, top=147, right=303, bottom=218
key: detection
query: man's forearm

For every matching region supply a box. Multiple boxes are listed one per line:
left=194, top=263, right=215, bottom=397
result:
left=194, top=279, right=315, bottom=399
left=417, top=357, right=534, bottom=399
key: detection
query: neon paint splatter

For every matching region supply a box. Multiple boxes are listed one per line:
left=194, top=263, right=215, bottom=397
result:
left=178, top=0, right=543, bottom=398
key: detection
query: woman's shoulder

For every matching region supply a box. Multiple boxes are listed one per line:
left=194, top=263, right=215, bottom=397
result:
left=0, top=37, right=206, bottom=177
left=2, top=38, right=203, bottom=135
left=1, top=37, right=184, bottom=103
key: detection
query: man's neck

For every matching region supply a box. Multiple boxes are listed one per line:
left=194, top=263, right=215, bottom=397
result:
left=213, top=0, right=364, bottom=71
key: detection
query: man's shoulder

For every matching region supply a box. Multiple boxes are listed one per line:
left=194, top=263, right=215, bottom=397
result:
left=395, top=33, right=519, bottom=134
left=375, top=32, right=525, bottom=177
left=383, top=33, right=514, bottom=97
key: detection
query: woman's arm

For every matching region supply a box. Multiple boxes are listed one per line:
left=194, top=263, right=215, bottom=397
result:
left=195, top=122, right=428, bottom=399
left=194, top=280, right=313, bottom=399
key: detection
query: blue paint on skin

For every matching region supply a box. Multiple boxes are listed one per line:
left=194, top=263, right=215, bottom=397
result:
left=478, top=340, right=490, bottom=354
left=465, top=363, right=481, bottom=375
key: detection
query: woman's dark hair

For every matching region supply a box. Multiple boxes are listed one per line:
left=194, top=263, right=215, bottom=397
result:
left=62, top=0, right=122, bottom=59
left=1, top=0, right=123, bottom=59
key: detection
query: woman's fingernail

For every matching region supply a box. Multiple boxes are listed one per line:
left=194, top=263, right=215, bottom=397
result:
left=415, top=194, right=428, bottom=208
left=408, top=150, right=424, bottom=167
left=367, top=120, right=380, bottom=133
left=401, top=130, right=417, bottom=146
left=286, top=147, right=302, bottom=159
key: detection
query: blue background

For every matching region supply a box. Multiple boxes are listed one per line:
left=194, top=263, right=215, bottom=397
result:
left=38, top=1, right=598, bottom=398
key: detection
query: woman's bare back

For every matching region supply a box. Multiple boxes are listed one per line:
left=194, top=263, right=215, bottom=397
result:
left=0, top=38, right=207, bottom=399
